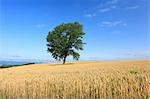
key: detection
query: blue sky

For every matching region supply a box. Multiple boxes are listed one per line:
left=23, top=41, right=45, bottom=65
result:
left=0, top=0, right=149, bottom=62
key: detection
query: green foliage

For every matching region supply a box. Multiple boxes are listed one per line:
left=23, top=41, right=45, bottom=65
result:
left=146, top=95, right=149, bottom=99
left=129, top=70, right=143, bottom=75
left=0, top=96, right=6, bottom=99
left=46, top=22, right=85, bottom=64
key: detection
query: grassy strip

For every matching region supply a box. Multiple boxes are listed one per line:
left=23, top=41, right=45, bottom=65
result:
left=0, top=63, right=35, bottom=68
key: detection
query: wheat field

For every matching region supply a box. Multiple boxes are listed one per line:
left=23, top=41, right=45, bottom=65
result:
left=0, top=60, right=150, bottom=99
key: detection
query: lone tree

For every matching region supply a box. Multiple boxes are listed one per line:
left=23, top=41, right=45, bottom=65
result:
left=46, top=22, right=85, bottom=64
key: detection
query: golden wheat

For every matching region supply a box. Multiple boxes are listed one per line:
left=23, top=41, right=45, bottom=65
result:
left=0, top=60, right=150, bottom=99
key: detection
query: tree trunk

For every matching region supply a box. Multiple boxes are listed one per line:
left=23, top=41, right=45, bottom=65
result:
left=63, top=56, right=67, bottom=64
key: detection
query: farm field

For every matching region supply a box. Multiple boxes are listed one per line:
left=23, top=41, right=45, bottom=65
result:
left=0, top=60, right=150, bottom=99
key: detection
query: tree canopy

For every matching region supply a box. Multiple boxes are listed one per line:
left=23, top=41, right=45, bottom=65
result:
left=46, top=22, right=85, bottom=64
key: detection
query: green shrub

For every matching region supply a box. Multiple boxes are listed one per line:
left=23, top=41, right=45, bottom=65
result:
left=0, top=96, right=6, bottom=99
left=129, top=70, right=143, bottom=74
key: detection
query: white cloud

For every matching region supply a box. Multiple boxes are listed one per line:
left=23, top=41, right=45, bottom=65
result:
left=106, top=0, right=118, bottom=5
left=84, top=14, right=95, bottom=18
left=99, top=8, right=111, bottom=12
left=84, top=0, right=119, bottom=17
left=99, top=20, right=126, bottom=27
left=35, top=24, right=45, bottom=28
left=99, top=5, right=117, bottom=13
left=98, top=0, right=118, bottom=12
left=126, top=5, right=139, bottom=10
left=84, top=0, right=140, bottom=18
left=119, top=53, right=150, bottom=59
left=81, top=52, right=150, bottom=61
left=0, top=55, right=53, bottom=63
